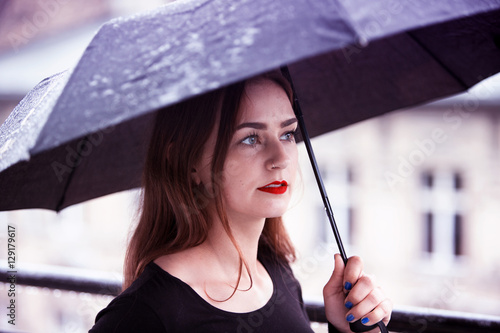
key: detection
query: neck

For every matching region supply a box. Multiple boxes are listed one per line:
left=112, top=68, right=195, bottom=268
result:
left=202, top=210, right=266, bottom=278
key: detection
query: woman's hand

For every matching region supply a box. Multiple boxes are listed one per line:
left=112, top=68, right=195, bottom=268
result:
left=323, top=254, right=392, bottom=333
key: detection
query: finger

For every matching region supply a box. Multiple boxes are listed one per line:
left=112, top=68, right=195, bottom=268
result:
left=344, top=273, right=377, bottom=306
left=349, top=298, right=393, bottom=327
left=345, top=286, right=385, bottom=321
left=343, top=256, right=363, bottom=292
left=323, top=253, right=345, bottom=296
left=379, top=298, right=393, bottom=326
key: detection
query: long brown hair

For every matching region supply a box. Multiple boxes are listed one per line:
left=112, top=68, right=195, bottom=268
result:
left=123, top=71, right=296, bottom=290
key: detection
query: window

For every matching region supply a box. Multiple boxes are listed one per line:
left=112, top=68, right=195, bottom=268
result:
left=454, top=213, right=464, bottom=256
left=421, top=171, right=464, bottom=261
left=424, top=212, right=433, bottom=253
left=453, top=172, right=463, bottom=190
left=320, top=166, right=354, bottom=246
left=422, top=171, right=434, bottom=188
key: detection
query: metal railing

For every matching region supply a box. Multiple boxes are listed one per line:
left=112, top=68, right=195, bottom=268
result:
left=3, top=263, right=500, bottom=333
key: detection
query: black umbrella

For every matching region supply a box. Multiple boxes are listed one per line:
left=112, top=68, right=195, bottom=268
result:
left=1, top=0, right=499, bottom=211
left=1, top=1, right=499, bottom=331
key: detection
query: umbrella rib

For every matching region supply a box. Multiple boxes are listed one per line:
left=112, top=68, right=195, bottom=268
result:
left=55, top=135, right=88, bottom=212
left=406, top=31, right=469, bottom=89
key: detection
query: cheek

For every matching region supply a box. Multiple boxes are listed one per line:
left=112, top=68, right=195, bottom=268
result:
left=222, top=157, right=251, bottom=201
left=221, top=176, right=249, bottom=211
left=288, top=145, right=299, bottom=170
left=223, top=149, right=257, bottom=178
left=224, top=159, right=241, bottom=178
left=223, top=163, right=251, bottom=193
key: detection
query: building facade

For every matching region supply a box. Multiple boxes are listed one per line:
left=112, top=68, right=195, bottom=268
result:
left=286, top=87, right=500, bottom=318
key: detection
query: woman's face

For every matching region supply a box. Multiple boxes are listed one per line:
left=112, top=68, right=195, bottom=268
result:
left=195, top=78, right=298, bottom=222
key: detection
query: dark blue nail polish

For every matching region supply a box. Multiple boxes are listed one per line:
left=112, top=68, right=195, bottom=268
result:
left=346, top=314, right=355, bottom=322
left=345, top=301, right=353, bottom=309
left=344, top=281, right=352, bottom=290
left=361, top=318, right=370, bottom=325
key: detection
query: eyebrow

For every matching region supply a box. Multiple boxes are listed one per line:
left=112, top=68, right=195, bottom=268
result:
left=236, top=118, right=297, bottom=130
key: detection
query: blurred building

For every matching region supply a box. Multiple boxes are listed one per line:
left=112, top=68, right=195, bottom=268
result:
left=286, top=77, right=500, bottom=318
left=1, top=1, right=500, bottom=332
left=0, top=0, right=169, bottom=124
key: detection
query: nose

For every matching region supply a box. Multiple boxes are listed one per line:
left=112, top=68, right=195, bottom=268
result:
left=266, top=139, right=290, bottom=170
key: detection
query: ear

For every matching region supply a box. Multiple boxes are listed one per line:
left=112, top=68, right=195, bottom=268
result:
left=191, top=167, right=201, bottom=186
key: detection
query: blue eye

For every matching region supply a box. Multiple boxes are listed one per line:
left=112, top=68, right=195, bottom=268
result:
left=241, top=134, right=258, bottom=145
left=281, top=130, right=296, bottom=142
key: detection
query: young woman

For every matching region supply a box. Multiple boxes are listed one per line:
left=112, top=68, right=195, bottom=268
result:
left=90, top=71, right=392, bottom=332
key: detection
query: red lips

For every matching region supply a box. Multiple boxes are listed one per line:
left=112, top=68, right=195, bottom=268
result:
left=257, top=180, right=288, bottom=194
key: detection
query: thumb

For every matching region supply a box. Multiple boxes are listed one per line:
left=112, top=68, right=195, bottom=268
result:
left=324, top=253, right=346, bottom=295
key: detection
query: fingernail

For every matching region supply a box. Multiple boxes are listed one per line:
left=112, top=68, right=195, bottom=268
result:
left=344, top=301, right=353, bottom=309
left=361, top=318, right=370, bottom=325
left=346, top=314, right=355, bottom=322
left=344, top=281, right=352, bottom=290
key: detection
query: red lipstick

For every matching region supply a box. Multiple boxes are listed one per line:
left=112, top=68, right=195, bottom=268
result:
left=257, top=181, right=288, bottom=194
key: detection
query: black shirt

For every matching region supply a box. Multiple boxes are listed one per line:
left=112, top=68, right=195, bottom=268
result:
left=89, top=254, right=319, bottom=332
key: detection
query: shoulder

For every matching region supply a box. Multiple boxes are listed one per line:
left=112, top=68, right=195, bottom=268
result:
left=89, top=263, right=177, bottom=333
left=89, top=293, right=165, bottom=333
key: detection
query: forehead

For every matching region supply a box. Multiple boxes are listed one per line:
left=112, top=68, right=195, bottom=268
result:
left=237, top=78, right=294, bottom=122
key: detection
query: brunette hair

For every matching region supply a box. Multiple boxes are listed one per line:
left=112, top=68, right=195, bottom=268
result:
left=123, top=71, right=296, bottom=290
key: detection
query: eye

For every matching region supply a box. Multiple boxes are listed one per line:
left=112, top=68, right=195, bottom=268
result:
left=241, top=134, right=259, bottom=145
left=280, top=130, right=296, bottom=142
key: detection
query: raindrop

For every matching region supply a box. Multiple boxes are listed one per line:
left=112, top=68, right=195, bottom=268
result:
left=102, top=89, right=115, bottom=97
left=0, top=138, right=15, bottom=155
left=207, top=81, right=220, bottom=90
left=240, top=27, right=259, bottom=46
left=357, top=36, right=369, bottom=48
left=26, top=286, right=39, bottom=295
left=121, top=82, right=133, bottom=90
left=79, top=292, right=92, bottom=301
left=20, top=108, right=36, bottom=127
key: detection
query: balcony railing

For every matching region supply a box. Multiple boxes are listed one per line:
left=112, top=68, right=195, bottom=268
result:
left=3, top=262, right=500, bottom=333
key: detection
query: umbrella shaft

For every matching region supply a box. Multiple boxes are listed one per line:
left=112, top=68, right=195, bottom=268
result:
left=291, top=84, right=389, bottom=333
left=280, top=66, right=348, bottom=264
left=296, top=110, right=348, bottom=264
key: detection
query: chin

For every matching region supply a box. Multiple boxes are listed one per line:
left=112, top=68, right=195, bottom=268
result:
left=264, top=215, right=284, bottom=219
left=267, top=200, right=291, bottom=216
left=260, top=207, right=289, bottom=219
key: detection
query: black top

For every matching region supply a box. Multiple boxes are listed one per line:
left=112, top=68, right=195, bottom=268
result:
left=89, top=254, right=325, bottom=332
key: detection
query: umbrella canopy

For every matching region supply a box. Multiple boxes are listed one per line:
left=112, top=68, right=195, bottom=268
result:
left=1, top=0, right=500, bottom=211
